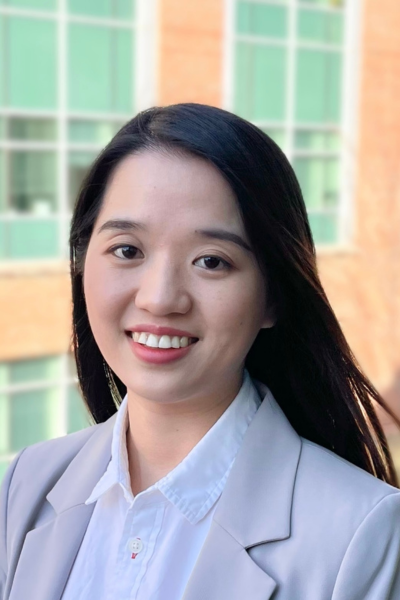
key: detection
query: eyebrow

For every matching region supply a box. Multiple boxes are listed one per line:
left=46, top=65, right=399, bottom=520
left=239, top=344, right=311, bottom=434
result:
left=96, top=219, right=253, bottom=253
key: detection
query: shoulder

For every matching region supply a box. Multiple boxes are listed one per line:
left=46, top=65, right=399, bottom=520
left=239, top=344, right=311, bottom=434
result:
left=298, top=436, right=399, bottom=503
left=293, top=436, right=400, bottom=545
left=1, top=421, right=109, bottom=513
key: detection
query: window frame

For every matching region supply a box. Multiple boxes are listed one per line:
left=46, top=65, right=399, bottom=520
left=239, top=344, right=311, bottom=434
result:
left=0, top=0, right=157, bottom=262
left=223, top=0, right=362, bottom=249
left=0, top=353, right=88, bottom=471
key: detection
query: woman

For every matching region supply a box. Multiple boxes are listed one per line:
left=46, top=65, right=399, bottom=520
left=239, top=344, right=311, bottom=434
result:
left=1, top=103, right=400, bottom=600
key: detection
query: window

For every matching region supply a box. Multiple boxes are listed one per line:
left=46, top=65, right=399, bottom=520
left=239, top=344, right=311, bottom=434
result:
left=0, top=0, right=138, bottom=260
left=0, top=354, right=91, bottom=484
left=231, top=0, right=352, bottom=245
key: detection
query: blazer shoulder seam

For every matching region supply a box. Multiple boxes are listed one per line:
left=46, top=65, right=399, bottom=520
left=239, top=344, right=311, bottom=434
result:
left=333, top=490, right=400, bottom=588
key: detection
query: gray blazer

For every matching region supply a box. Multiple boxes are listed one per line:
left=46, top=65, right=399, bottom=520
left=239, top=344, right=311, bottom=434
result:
left=1, top=379, right=400, bottom=600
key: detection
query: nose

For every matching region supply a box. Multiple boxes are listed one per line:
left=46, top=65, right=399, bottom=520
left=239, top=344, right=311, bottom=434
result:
left=133, top=256, right=192, bottom=316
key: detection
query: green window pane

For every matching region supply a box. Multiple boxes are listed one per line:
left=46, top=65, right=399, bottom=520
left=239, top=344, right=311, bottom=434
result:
left=293, top=156, right=340, bottom=209
left=10, top=356, right=61, bottom=383
left=308, top=212, right=338, bottom=244
left=68, top=24, right=134, bottom=114
left=237, top=1, right=287, bottom=38
left=7, top=17, right=57, bottom=109
left=0, top=221, right=5, bottom=257
left=0, top=461, right=10, bottom=486
left=115, top=29, right=134, bottom=113
left=0, top=394, right=10, bottom=454
left=295, top=130, right=340, bottom=150
left=296, top=49, right=342, bottom=123
left=234, top=42, right=286, bottom=121
left=298, top=9, right=344, bottom=44
left=3, top=0, right=56, bottom=8
left=299, top=0, right=344, bottom=7
left=68, top=120, right=123, bottom=144
left=9, top=118, right=57, bottom=141
left=0, top=151, right=5, bottom=212
left=10, top=387, right=61, bottom=452
left=6, top=219, right=59, bottom=258
left=0, top=364, right=7, bottom=387
left=262, top=128, right=286, bottom=148
left=10, top=151, right=57, bottom=214
left=69, top=151, right=97, bottom=210
left=67, top=384, right=91, bottom=434
left=68, top=0, right=133, bottom=19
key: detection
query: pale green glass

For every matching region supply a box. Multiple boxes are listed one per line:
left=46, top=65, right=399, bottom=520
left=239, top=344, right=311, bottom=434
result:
left=295, top=131, right=340, bottom=150
left=68, top=0, right=133, bottom=19
left=262, top=128, right=286, bottom=149
left=234, top=42, right=286, bottom=121
left=68, top=24, right=134, bottom=113
left=0, top=393, right=9, bottom=454
left=9, top=118, right=57, bottom=141
left=298, top=0, right=344, bottom=7
left=296, top=49, right=342, bottom=123
left=10, top=356, right=61, bottom=384
left=298, top=9, right=343, bottom=44
left=0, top=151, right=5, bottom=212
left=308, top=212, right=338, bottom=244
left=7, top=220, right=59, bottom=258
left=68, top=120, right=123, bottom=144
left=293, top=156, right=339, bottom=210
left=10, top=387, right=61, bottom=451
left=237, top=1, right=287, bottom=38
left=10, top=151, right=57, bottom=213
left=0, top=461, right=9, bottom=486
left=67, top=384, right=91, bottom=434
left=2, top=0, right=56, bottom=9
left=0, top=221, right=5, bottom=257
left=68, top=151, right=97, bottom=210
left=7, top=17, right=57, bottom=109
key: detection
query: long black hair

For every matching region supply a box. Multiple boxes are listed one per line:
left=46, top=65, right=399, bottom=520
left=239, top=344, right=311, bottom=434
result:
left=70, top=103, right=399, bottom=486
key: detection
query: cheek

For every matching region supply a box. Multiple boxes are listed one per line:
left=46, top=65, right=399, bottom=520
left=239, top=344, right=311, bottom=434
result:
left=83, top=254, right=126, bottom=337
left=202, top=275, right=265, bottom=343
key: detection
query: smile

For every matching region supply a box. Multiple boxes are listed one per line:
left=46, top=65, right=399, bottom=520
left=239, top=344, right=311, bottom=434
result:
left=127, top=331, right=199, bottom=349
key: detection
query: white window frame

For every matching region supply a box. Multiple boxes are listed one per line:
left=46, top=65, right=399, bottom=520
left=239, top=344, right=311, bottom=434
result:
left=223, top=0, right=363, bottom=249
left=0, top=0, right=157, bottom=263
left=0, top=353, right=83, bottom=470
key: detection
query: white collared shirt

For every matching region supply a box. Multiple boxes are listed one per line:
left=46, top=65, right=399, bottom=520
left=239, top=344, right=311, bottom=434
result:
left=61, top=368, right=261, bottom=600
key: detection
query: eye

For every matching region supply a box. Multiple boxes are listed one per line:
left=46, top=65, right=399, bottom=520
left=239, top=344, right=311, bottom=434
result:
left=110, top=245, right=142, bottom=260
left=195, top=256, right=231, bottom=271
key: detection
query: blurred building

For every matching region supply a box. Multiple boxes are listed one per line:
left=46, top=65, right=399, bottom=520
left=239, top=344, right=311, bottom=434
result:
left=1, top=0, right=400, bottom=481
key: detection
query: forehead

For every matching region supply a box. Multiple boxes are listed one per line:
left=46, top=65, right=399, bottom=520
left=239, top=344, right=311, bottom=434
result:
left=99, top=150, right=244, bottom=231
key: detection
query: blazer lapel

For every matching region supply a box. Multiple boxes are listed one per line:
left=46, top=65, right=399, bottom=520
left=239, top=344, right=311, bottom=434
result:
left=8, top=413, right=117, bottom=600
left=183, top=380, right=302, bottom=600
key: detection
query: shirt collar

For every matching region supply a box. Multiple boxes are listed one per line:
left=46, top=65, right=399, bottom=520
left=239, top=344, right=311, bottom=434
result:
left=85, top=368, right=261, bottom=524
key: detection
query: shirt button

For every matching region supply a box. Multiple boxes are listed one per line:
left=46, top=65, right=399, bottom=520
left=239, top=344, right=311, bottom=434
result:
left=127, top=538, right=143, bottom=554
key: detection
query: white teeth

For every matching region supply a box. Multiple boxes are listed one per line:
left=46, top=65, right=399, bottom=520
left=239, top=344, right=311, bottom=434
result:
left=145, top=333, right=159, bottom=347
left=131, top=332, right=194, bottom=349
left=171, top=335, right=179, bottom=348
left=137, top=332, right=148, bottom=344
left=159, top=335, right=172, bottom=349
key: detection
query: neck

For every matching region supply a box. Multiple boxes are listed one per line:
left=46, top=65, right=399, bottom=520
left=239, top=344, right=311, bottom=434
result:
left=125, top=376, right=243, bottom=496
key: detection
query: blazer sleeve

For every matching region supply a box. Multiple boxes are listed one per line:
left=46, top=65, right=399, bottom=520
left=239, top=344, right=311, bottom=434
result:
left=0, top=449, right=26, bottom=600
left=332, top=491, right=400, bottom=600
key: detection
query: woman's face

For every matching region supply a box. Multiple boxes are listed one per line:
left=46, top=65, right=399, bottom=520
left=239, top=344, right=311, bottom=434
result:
left=83, top=150, right=274, bottom=408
